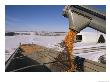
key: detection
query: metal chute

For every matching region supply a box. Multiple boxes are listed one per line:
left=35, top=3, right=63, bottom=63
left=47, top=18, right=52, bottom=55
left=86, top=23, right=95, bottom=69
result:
left=63, top=5, right=106, bottom=34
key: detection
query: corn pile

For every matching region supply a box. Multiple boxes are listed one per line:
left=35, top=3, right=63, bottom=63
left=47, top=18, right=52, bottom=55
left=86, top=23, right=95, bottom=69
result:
left=64, top=29, right=77, bottom=71
left=20, top=44, right=42, bottom=54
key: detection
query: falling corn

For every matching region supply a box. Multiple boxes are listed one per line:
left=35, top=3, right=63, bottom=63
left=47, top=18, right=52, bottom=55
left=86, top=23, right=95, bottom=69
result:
left=64, top=29, right=77, bottom=71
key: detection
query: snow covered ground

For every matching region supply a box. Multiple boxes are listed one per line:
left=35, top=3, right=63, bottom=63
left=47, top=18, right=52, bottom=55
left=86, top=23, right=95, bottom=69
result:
left=5, top=35, right=65, bottom=61
left=5, top=35, right=106, bottom=62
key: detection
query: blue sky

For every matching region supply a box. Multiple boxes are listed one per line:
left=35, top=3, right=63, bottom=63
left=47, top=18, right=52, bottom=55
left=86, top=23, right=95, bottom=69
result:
left=5, top=5, right=106, bottom=32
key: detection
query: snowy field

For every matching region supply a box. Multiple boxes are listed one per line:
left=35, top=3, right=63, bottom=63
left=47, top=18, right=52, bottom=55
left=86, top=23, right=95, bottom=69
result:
left=5, top=35, right=106, bottom=62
